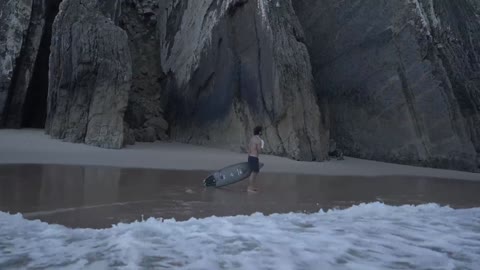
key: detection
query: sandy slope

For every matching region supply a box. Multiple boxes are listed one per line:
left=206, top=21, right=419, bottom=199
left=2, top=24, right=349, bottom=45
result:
left=0, top=129, right=478, bottom=181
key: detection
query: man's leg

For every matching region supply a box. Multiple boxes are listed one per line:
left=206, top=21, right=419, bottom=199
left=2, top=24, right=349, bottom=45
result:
left=248, top=172, right=257, bottom=192
left=247, top=156, right=259, bottom=192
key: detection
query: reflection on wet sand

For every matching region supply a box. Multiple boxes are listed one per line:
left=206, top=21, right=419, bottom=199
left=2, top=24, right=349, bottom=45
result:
left=1, top=164, right=479, bottom=229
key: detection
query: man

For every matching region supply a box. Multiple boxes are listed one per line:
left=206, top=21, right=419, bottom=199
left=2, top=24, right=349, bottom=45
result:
left=247, top=126, right=264, bottom=193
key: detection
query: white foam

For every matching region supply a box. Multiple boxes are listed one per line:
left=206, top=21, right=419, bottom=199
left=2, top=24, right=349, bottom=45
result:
left=1, top=203, right=479, bottom=269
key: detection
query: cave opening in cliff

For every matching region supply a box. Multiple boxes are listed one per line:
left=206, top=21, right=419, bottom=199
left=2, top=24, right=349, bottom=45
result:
left=22, top=0, right=62, bottom=128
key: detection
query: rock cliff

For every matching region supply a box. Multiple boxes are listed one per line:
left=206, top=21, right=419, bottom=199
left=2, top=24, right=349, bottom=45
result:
left=294, top=0, right=480, bottom=170
left=159, top=0, right=328, bottom=160
left=0, top=0, right=51, bottom=128
left=46, top=0, right=131, bottom=148
left=0, top=0, right=32, bottom=126
left=1, top=0, right=479, bottom=170
left=121, top=0, right=169, bottom=144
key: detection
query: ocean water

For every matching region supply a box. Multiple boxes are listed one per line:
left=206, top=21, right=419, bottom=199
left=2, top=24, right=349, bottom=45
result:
left=1, top=202, right=479, bottom=270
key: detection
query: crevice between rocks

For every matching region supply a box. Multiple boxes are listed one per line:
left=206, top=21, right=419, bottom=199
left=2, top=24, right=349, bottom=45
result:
left=22, top=0, right=62, bottom=128
left=3, top=0, right=62, bottom=129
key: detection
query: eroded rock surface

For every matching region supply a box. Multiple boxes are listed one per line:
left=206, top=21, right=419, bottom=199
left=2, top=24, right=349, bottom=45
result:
left=0, top=0, right=33, bottom=126
left=294, top=0, right=480, bottom=170
left=2, top=0, right=480, bottom=171
left=160, top=0, right=328, bottom=160
left=121, top=0, right=169, bottom=143
left=46, top=0, right=131, bottom=148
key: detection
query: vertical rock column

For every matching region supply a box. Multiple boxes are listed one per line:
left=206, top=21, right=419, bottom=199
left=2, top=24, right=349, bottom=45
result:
left=0, top=0, right=33, bottom=126
left=160, top=0, right=328, bottom=161
left=257, top=0, right=329, bottom=160
left=120, top=0, right=169, bottom=144
left=0, top=0, right=63, bottom=128
left=46, top=0, right=132, bottom=148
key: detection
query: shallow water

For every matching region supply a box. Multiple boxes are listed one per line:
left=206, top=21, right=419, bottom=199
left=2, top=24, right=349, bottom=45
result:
left=1, top=164, right=480, bottom=269
left=1, top=164, right=480, bottom=228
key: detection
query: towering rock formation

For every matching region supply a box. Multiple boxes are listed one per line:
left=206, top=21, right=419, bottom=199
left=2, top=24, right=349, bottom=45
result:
left=120, top=0, right=169, bottom=144
left=46, top=0, right=131, bottom=148
left=294, top=0, right=480, bottom=171
left=0, top=0, right=59, bottom=128
left=160, top=0, right=328, bottom=160
left=0, top=0, right=32, bottom=126
left=1, top=0, right=479, bottom=171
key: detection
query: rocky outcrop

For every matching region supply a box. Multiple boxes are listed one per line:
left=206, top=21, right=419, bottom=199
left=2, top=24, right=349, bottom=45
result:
left=0, top=0, right=33, bottom=126
left=0, top=0, right=61, bottom=129
left=159, top=0, right=328, bottom=160
left=294, top=0, right=480, bottom=171
left=46, top=0, right=132, bottom=148
left=2, top=0, right=479, bottom=171
left=120, top=0, right=169, bottom=143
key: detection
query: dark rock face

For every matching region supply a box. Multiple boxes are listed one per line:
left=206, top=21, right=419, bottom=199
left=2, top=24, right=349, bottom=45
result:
left=160, top=0, right=328, bottom=160
left=46, top=0, right=132, bottom=148
left=294, top=0, right=480, bottom=170
left=120, top=0, right=169, bottom=144
left=3, top=0, right=44, bottom=128
left=2, top=0, right=480, bottom=171
left=0, top=0, right=61, bottom=129
left=21, top=0, right=62, bottom=128
left=0, top=0, right=34, bottom=126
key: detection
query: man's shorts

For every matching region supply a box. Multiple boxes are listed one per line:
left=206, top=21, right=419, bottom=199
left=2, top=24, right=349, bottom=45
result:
left=248, top=156, right=260, bottom=173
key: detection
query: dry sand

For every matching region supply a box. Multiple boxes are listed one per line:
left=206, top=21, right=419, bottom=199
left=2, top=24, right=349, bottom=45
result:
left=0, top=129, right=478, bottom=181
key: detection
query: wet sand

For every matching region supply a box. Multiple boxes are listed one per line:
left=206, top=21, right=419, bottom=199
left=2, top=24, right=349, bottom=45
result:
left=1, top=164, right=480, bottom=229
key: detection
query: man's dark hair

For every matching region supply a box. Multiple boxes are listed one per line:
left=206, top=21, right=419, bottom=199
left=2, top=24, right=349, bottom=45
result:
left=253, top=126, right=263, bottom=135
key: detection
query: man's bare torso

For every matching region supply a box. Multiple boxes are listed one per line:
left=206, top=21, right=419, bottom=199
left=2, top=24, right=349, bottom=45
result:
left=248, top=136, right=262, bottom=157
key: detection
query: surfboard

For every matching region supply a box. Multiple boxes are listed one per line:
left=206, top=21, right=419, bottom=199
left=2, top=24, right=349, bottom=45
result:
left=203, top=162, right=264, bottom=188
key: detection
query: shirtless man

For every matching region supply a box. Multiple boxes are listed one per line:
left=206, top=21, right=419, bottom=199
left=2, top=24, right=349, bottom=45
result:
left=247, top=126, right=264, bottom=193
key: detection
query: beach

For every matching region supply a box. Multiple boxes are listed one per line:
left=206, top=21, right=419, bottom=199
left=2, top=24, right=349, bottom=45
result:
left=0, top=129, right=478, bottom=180
left=1, top=129, right=480, bottom=269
